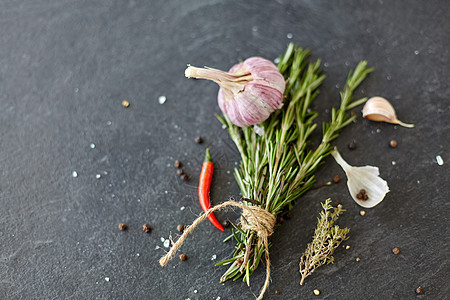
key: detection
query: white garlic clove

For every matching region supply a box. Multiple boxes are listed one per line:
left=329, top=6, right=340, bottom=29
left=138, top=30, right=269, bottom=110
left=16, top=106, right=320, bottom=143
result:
left=331, top=149, right=390, bottom=208
left=362, top=96, right=414, bottom=128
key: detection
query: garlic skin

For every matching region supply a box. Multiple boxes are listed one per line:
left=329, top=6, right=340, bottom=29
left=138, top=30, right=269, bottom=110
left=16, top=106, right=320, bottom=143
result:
left=362, top=96, right=414, bottom=128
left=331, top=149, right=390, bottom=208
left=185, top=57, right=285, bottom=127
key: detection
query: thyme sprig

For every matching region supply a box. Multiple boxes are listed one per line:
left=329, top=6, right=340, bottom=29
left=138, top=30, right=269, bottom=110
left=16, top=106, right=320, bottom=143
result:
left=299, top=199, right=350, bottom=285
left=215, top=43, right=372, bottom=286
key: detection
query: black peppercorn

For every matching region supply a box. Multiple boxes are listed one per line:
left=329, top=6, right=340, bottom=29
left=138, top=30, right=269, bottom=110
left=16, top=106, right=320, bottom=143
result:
left=222, top=220, right=231, bottom=228
left=348, top=140, right=357, bottom=150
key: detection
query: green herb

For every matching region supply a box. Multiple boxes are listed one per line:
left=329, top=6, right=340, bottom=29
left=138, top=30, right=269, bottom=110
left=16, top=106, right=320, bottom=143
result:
left=215, top=43, right=372, bottom=286
left=299, top=199, right=350, bottom=285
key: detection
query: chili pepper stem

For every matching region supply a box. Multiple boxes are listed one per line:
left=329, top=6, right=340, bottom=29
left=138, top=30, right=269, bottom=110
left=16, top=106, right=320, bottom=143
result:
left=204, top=148, right=212, bottom=162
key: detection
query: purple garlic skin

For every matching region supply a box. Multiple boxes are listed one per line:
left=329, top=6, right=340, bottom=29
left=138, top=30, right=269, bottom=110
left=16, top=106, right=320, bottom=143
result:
left=185, top=57, right=285, bottom=127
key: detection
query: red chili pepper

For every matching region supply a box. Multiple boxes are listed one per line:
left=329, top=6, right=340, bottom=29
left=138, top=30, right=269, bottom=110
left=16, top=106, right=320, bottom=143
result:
left=198, top=148, right=224, bottom=231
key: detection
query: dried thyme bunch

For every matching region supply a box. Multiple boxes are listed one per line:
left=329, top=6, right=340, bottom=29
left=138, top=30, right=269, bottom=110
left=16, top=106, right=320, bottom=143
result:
left=215, top=43, right=372, bottom=296
left=299, top=199, right=350, bottom=285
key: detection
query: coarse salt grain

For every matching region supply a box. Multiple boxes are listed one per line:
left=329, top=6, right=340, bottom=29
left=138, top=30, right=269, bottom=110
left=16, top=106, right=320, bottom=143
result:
left=72, top=171, right=78, bottom=178
left=90, top=143, right=96, bottom=149
left=160, top=237, right=165, bottom=243
left=287, top=33, right=293, bottom=39
left=163, top=239, right=170, bottom=248
left=436, top=155, right=444, bottom=165
left=158, top=95, right=167, bottom=104
left=211, top=254, right=217, bottom=260
left=96, top=174, right=101, bottom=179
left=105, top=277, right=110, bottom=282
left=180, top=206, right=185, bottom=210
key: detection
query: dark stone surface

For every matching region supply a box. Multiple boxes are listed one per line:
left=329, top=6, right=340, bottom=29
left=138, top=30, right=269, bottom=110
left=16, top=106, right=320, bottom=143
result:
left=0, top=1, right=448, bottom=299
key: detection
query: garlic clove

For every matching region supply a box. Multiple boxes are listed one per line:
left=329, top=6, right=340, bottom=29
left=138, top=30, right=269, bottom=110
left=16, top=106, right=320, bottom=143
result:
left=331, top=149, right=390, bottom=208
left=362, top=96, right=414, bottom=128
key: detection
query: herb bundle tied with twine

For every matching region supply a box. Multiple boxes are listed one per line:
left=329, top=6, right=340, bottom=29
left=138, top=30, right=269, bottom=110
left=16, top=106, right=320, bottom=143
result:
left=159, top=43, right=373, bottom=299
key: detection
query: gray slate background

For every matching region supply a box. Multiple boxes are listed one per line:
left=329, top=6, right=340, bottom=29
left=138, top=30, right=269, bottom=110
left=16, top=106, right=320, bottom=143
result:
left=1, top=1, right=449, bottom=299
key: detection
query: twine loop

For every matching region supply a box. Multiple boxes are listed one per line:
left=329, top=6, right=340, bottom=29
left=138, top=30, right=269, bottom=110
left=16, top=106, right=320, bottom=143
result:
left=159, top=200, right=276, bottom=300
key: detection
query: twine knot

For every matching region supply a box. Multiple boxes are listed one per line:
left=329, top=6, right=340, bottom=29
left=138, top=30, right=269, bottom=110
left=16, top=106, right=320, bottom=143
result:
left=240, top=205, right=276, bottom=239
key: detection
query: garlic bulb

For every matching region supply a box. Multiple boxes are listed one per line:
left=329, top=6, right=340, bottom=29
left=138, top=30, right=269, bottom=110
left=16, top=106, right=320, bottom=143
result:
left=185, top=57, right=285, bottom=127
left=362, top=96, right=414, bottom=128
left=331, top=149, right=389, bottom=208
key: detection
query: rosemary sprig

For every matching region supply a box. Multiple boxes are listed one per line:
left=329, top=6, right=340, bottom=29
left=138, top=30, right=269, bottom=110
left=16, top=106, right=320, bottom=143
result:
left=216, top=43, right=372, bottom=285
left=299, top=199, right=349, bottom=285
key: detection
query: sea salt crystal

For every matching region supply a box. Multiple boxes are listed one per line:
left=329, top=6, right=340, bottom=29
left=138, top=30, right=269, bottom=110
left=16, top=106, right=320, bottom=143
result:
left=90, top=143, right=95, bottom=149
left=72, top=171, right=78, bottom=178
left=163, top=239, right=170, bottom=248
left=414, top=50, right=420, bottom=55
left=105, top=277, right=110, bottom=282
left=274, top=57, right=281, bottom=64
left=436, top=155, right=444, bottom=165
left=180, top=206, right=185, bottom=211
left=211, top=254, right=217, bottom=260
left=194, top=290, right=198, bottom=294
left=160, top=237, right=165, bottom=243
left=392, top=161, right=396, bottom=165
left=286, top=33, right=293, bottom=39
left=222, top=124, right=227, bottom=129
left=216, top=297, right=221, bottom=300
left=158, top=95, right=167, bottom=104
left=96, top=174, right=101, bottom=179
left=136, top=253, right=140, bottom=257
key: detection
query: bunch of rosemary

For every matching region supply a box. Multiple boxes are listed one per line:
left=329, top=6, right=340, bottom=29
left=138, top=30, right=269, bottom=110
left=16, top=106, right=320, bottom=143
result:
left=215, top=43, right=373, bottom=285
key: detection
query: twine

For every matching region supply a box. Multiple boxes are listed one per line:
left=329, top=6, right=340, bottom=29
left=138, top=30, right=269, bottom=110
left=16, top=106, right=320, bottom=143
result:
left=159, top=200, right=276, bottom=300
